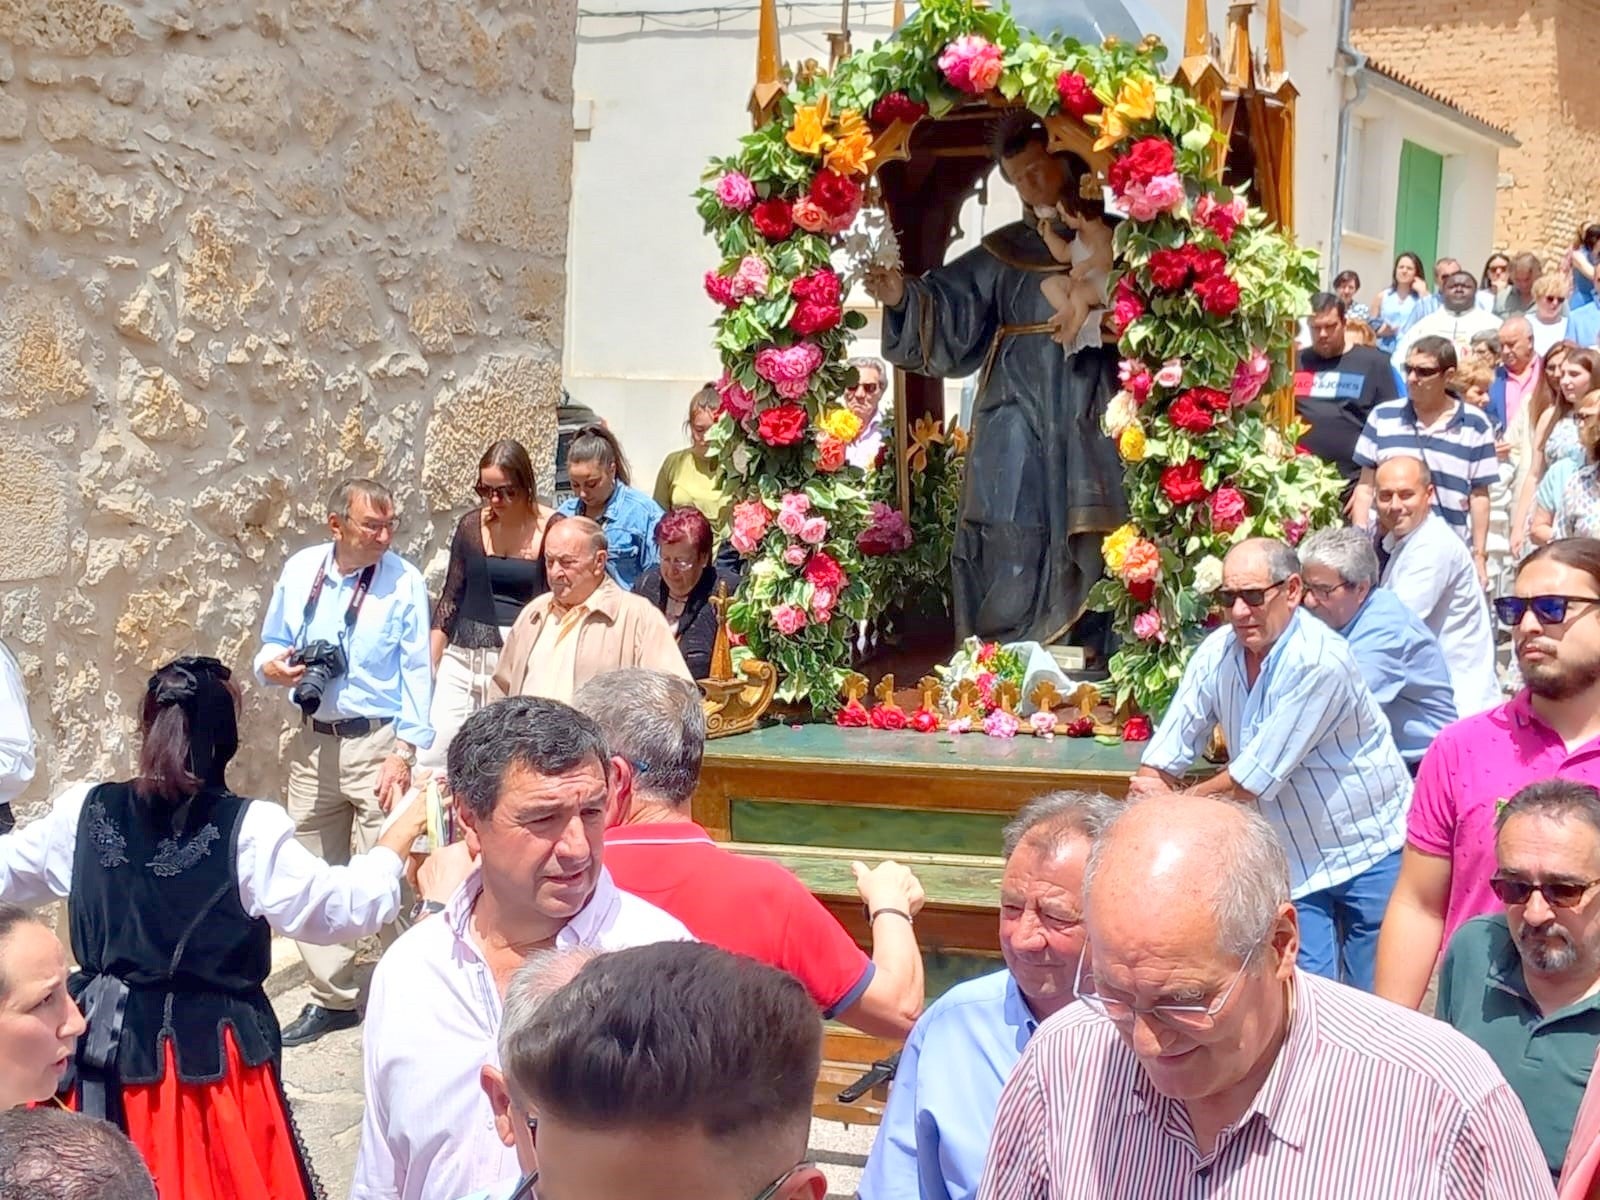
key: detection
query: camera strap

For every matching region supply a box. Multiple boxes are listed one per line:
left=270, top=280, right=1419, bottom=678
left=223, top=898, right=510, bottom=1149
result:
left=301, top=556, right=377, bottom=646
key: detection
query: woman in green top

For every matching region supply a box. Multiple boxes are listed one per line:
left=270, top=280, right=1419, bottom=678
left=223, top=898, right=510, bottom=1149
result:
left=653, top=384, right=729, bottom=527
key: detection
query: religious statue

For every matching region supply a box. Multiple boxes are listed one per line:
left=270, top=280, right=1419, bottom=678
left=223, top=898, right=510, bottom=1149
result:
left=865, top=118, right=1126, bottom=655
left=1037, top=201, right=1115, bottom=352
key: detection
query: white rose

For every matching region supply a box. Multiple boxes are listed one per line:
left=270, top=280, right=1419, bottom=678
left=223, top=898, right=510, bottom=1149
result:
left=1262, top=427, right=1284, bottom=458
left=1192, top=555, right=1224, bottom=594
left=1103, top=390, right=1138, bottom=439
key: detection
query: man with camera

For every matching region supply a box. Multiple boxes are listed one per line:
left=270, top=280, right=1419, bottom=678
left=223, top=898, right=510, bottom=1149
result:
left=255, top=478, right=435, bottom=1046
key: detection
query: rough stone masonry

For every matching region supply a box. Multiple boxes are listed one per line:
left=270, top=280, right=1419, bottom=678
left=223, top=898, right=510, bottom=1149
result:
left=0, top=0, right=574, bottom=816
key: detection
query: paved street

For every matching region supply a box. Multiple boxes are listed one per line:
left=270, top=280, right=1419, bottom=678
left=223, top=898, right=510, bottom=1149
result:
left=271, top=949, right=876, bottom=1199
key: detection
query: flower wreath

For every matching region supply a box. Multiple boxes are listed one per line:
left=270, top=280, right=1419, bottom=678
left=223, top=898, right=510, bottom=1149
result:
left=696, top=0, right=1342, bottom=719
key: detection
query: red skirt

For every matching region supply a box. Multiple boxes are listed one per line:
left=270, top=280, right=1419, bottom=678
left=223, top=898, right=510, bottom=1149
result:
left=118, top=1028, right=314, bottom=1200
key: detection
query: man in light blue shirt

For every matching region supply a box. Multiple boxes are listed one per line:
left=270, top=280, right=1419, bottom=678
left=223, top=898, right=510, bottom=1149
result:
left=1299, top=527, right=1457, bottom=770
left=859, top=791, right=1118, bottom=1200
left=1131, top=538, right=1411, bottom=991
left=255, top=478, right=434, bottom=1046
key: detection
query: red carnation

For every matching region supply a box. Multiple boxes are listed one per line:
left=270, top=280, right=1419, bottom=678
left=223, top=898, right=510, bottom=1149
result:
left=802, top=550, right=846, bottom=595
left=869, top=705, right=909, bottom=731
left=835, top=699, right=870, bottom=728
left=910, top=708, right=940, bottom=733
left=1121, top=715, right=1153, bottom=742
left=756, top=403, right=809, bottom=446
left=809, top=170, right=861, bottom=219
left=750, top=197, right=795, bottom=241
left=1126, top=577, right=1156, bottom=604
left=1187, top=248, right=1228, bottom=280
left=1160, top=458, right=1209, bottom=505
left=1056, top=71, right=1102, bottom=118
left=870, top=91, right=929, bottom=128
left=1125, top=366, right=1153, bottom=403
left=789, top=269, right=844, bottom=335
left=1195, top=273, right=1242, bottom=318
left=1167, top=394, right=1214, bottom=434
left=1210, top=486, right=1249, bottom=533
left=1065, top=715, right=1095, bottom=738
left=1147, top=247, right=1193, bottom=291
left=1108, top=137, right=1176, bottom=195
left=1190, top=386, right=1232, bottom=412
left=703, top=270, right=738, bottom=308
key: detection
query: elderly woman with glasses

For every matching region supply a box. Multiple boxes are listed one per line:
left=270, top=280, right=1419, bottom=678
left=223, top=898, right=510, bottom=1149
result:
left=632, top=507, right=739, bottom=680
left=426, top=439, right=557, bottom=772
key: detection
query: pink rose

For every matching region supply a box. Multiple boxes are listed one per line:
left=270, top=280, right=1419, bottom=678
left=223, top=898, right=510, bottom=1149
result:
left=755, top=342, right=824, bottom=398
left=779, top=490, right=810, bottom=515
left=1210, top=486, right=1249, bottom=533
left=799, top=515, right=828, bottom=545
left=1120, top=358, right=1154, bottom=403
left=784, top=543, right=808, bottom=566
left=1231, top=349, right=1271, bottom=407
left=731, top=255, right=770, bottom=299
left=703, top=270, right=737, bottom=307
left=1125, top=173, right=1186, bottom=222
left=792, top=196, right=831, bottom=234
left=771, top=603, right=808, bottom=636
left=1132, top=609, right=1165, bottom=642
left=1029, top=711, right=1057, bottom=738
left=1284, top=514, right=1310, bottom=546
left=937, top=35, right=1003, bottom=95
left=729, top=499, right=772, bottom=554
left=777, top=506, right=806, bottom=537
left=1154, top=358, right=1185, bottom=389
left=1195, top=192, right=1246, bottom=243
left=810, top=586, right=837, bottom=621
left=715, top=171, right=756, bottom=211
left=715, top=373, right=755, bottom=420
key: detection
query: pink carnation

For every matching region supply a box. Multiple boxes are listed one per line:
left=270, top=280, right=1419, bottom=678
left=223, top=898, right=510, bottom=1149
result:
left=715, top=171, right=756, bottom=211
left=730, top=255, right=770, bottom=299
left=729, top=499, right=772, bottom=554
left=771, top=603, right=808, bottom=636
left=704, top=270, right=738, bottom=307
left=982, top=710, right=1019, bottom=739
left=783, top=543, right=808, bottom=566
left=1132, top=609, right=1165, bottom=642
left=1231, top=349, right=1271, bottom=407
left=1195, top=192, right=1247, bottom=243
left=755, top=342, right=824, bottom=398
left=715, top=373, right=755, bottom=420
left=1029, top=711, right=1058, bottom=738
left=1124, top=173, right=1186, bottom=222
left=937, top=35, right=1003, bottom=95
left=1210, top=486, right=1249, bottom=533
left=799, top=515, right=828, bottom=545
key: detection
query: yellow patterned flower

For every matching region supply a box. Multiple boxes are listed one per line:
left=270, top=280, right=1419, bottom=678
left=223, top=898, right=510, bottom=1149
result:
left=819, top=408, right=862, bottom=443
left=908, top=414, right=945, bottom=473
left=787, top=96, right=834, bottom=157
left=1091, top=75, right=1157, bottom=151
left=824, top=108, right=875, bottom=177
left=1118, top=423, right=1147, bottom=462
left=1102, top=523, right=1139, bottom=574
left=948, top=424, right=969, bottom=454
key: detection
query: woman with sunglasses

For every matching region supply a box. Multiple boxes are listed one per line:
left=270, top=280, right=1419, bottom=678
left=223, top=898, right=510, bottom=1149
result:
left=0, top=656, right=427, bottom=1198
left=653, top=384, right=731, bottom=528
left=1530, top=273, right=1573, bottom=358
left=1512, top=345, right=1597, bottom=557
left=1481, top=252, right=1513, bottom=305
left=425, top=439, right=556, bottom=772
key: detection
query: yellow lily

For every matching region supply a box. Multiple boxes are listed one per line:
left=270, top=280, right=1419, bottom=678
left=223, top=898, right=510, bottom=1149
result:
left=948, top=423, right=969, bottom=454
left=908, top=414, right=945, bottom=473
left=1090, top=75, right=1157, bottom=151
left=824, top=108, right=875, bottom=177
left=787, top=95, right=834, bottom=157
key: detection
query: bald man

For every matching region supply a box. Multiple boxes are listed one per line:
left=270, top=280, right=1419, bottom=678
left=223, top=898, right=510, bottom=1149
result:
left=492, top=517, right=690, bottom=701
left=977, top=796, right=1554, bottom=1200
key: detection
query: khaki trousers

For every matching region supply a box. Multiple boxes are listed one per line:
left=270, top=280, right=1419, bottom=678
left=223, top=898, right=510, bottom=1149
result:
left=285, top=721, right=411, bottom=1011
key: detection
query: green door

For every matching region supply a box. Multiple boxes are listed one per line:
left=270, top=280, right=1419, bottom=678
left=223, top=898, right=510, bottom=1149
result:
left=1394, top=141, right=1444, bottom=268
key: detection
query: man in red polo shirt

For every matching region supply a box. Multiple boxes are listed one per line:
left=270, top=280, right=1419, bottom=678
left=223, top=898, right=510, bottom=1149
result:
left=574, top=669, right=927, bottom=1037
left=1375, top=538, right=1600, bottom=1009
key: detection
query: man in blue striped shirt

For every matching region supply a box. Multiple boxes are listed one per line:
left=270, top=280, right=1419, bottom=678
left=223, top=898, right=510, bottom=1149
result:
left=1349, top=335, right=1498, bottom=583
left=1131, top=538, right=1412, bottom=990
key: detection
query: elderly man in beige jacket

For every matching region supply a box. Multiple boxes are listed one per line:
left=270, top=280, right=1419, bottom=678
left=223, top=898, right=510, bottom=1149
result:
left=492, top=516, right=691, bottom=700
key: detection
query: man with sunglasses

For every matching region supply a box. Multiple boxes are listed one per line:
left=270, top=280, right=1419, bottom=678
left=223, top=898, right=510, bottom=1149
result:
left=255, top=477, right=436, bottom=1046
left=513, top=942, right=828, bottom=1200
left=1437, top=779, right=1600, bottom=1180
left=977, top=795, right=1553, bottom=1199
left=843, top=357, right=888, bottom=470
left=1376, top=540, right=1600, bottom=1010
left=1131, top=538, right=1412, bottom=990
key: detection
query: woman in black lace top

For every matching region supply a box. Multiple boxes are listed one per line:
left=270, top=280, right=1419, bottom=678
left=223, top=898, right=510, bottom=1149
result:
left=424, top=440, right=555, bottom=772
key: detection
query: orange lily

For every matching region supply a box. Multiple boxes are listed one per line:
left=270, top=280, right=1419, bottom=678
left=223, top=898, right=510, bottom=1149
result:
left=1089, top=75, right=1157, bottom=151
left=824, top=108, right=876, bottom=177
left=787, top=95, right=834, bottom=157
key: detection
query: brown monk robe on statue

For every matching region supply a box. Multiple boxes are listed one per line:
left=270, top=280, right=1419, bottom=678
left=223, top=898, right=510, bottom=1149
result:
left=865, top=117, right=1125, bottom=657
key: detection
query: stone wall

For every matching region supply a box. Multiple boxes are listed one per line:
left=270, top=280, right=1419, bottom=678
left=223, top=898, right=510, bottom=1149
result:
left=0, top=0, right=573, bottom=813
left=1350, top=0, right=1597, bottom=266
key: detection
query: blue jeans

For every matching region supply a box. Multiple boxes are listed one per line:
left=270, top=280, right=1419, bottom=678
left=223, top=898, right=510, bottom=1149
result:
left=1293, top=851, right=1402, bottom=991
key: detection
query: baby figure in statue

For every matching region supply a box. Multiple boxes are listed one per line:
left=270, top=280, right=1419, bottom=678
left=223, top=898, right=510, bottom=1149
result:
left=1036, top=201, right=1114, bottom=354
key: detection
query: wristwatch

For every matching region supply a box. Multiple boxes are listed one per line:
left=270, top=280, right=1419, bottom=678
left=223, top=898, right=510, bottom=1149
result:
left=391, top=743, right=417, bottom=767
left=409, top=898, right=446, bottom=922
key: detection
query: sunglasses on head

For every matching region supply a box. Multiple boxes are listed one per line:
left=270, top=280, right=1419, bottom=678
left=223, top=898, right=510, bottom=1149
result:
left=475, top=483, right=524, bottom=502
left=1217, top=580, right=1288, bottom=608
left=1492, top=594, right=1600, bottom=626
left=1489, top=874, right=1600, bottom=908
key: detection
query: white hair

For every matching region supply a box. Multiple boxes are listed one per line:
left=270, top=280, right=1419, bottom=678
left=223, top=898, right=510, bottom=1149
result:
left=498, top=946, right=603, bottom=1094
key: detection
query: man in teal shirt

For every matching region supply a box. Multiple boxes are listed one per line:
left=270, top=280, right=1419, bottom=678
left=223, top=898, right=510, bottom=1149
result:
left=1437, top=778, right=1600, bottom=1178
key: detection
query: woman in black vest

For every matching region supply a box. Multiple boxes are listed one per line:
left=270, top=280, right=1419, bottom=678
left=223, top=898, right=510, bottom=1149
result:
left=0, top=656, right=427, bottom=1199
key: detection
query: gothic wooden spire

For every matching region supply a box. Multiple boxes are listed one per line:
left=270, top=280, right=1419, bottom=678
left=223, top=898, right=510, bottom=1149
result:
left=749, top=0, right=785, bottom=127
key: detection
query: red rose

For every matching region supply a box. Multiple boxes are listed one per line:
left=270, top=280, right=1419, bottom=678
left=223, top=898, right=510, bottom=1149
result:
left=1065, top=715, right=1095, bottom=738
left=835, top=699, right=870, bottom=728
left=910, top=708, right=941, bottom=733
left=809, top=169, right=862, bottom=218
left=1190, top=386, right=1231, bottom=412
left=1121, top=715, right=1153, bottom=742
left=1126, top=577, right=1156, bottom=604
left=756, top=403, right=809, bottom=446
left=790, top=269, right=844, bottom=335
left=750, top=197, right=795, bottom=241
left=1056, top=71, right=1102, bottom=118
left=803, top=550, right=846, bottom=595
left=1108, top=137, right=1176, bottom=194
left=1195, top=273, right=1241, bottom=318
left=1160, top=458, right=1209, bottom=505
left=1187, top=248, right=1228, bottom=280
left=1147, top=247, right=1192, bottom=291
left=1210, top=486, right=1249, bottom=533
left=1167, top=394, right=1214, bottom=434
left=868, top=705, right=908, bottom=731
left=870, top=91, right=929, bottom=128
left=703, top=270, right=738, bottom=307
left=791, top=299, right=841, bottom=335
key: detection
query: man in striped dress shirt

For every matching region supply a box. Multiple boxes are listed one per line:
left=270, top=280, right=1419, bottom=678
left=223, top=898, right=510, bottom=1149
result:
left=976, top=795, right=1555, bottom=1200
left=1132, top=538, right=1412, bottom=990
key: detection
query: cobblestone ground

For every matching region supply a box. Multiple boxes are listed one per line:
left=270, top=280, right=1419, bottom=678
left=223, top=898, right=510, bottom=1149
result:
left=271, top=961, right=875, bottom=1199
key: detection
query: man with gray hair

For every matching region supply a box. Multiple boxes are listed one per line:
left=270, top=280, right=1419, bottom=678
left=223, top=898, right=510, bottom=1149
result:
left=844, top=356, right=889, bottom=469
left=860, top=790, right=1117, bottom=1200
left=0, top=1107, right=157, bottom=1200
left=256, top=476, right=436, bottom=1046
left=1300, top=526, right=1457, bottom=771
left=577, top=668, right=927, bottom=1038
left=1132, top=537, right=1411, bottom=990
left=977, top=795, right=1554, bottom=1199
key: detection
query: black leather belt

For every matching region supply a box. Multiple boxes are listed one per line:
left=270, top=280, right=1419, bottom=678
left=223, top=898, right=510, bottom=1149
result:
left=309, top=715, right=393, bottom=738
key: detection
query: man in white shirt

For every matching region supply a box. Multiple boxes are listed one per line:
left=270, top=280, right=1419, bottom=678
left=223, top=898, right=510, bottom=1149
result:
left=352, top=697, right=692, bottom=1200
left=1377, top=455, right=1502, bottom=716
left=1393, top=270, right=1501, bottom=370
left=0, top=639, right=36, bottom=834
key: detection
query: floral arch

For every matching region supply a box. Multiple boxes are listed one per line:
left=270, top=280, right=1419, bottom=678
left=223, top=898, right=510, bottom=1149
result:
left=696, top=0, right=1342, bottom=719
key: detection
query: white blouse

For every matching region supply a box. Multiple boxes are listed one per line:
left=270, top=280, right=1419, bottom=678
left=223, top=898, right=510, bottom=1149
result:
left=0, top=782, right=405, bottom=945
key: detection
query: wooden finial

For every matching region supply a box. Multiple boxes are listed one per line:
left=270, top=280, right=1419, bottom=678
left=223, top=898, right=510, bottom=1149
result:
left=917, top=675, right=943, bottom=711
left=749, top=0, right=786, bottom=127
left=952, top=680, right=981, bottom=721
left=1028, top=679, right=1062, bottom=714
left=706, top=582, right=735, bottom=681
left=873, top=674, right=901, bottom=712
left=1265, top=0, right=1286, bottom=77
left=1225, top=0, right=1255, bottom=87
left=892, top=0, right=905, bottom=24
left=994, top=680, right=1021, bottom=715
left=1184, top=0, right=1209, bottom=58
left=840, top=671, right=869, bottom=705
left=1067, top=682, right=1100, bottom=719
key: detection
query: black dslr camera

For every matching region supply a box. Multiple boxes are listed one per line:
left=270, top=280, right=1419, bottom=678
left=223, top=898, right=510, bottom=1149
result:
left=290, top=641, right=348, bottom=716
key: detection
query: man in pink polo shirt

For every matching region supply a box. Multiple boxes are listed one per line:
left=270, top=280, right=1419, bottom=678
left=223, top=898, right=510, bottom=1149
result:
left=1375, top=538, right=1600, bottom=1009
